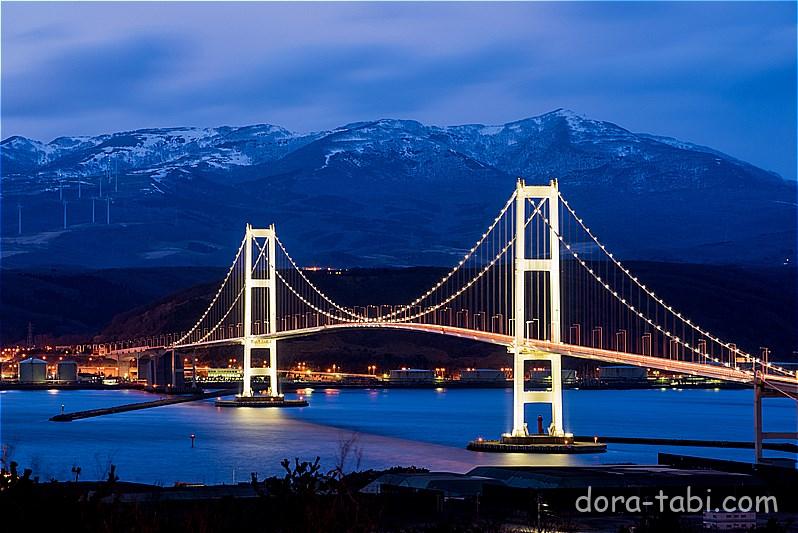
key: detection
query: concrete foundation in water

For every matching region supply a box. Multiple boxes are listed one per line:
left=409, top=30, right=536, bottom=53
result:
left=467, top=434, right=607, bottom=454
left=214, top=395, right=308, bottom=408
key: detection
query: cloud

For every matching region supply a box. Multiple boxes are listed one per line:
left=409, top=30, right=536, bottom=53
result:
left=1, top=2, right=795, bottom=178
left=4, top=34, right=190, bottom=118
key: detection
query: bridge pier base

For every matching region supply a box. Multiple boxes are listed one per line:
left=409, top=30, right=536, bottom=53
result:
left=268, top=339, right=279, bottom=397
left=469, top=347, right=602, bottom=453
left=753, top=375, right=798, bottom=466
left=242, top=341, right=253, bottom=397
left=754, top=379, right=763, bottom=463
left=241, top=339, right=280, bottom=398
left=223, top=338, right=300, bottom=407
left=511, top=349, right=565, bottom=438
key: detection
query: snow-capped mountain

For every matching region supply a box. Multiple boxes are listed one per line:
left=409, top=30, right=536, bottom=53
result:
left=2, top=124, right=319, bottom=188
left=1, top=109, right=795, bottom=268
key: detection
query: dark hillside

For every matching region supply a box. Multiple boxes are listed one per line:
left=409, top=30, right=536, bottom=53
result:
left=97, top=263, right=798, bottom=367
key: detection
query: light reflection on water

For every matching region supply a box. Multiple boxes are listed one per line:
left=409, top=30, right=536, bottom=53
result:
left=1, top=388, right=795, bottom=484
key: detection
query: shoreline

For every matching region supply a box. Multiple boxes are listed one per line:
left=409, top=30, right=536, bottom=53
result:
left=3, top=454, right=796, bottom=532
left=0, top=379, right=751, bottom=392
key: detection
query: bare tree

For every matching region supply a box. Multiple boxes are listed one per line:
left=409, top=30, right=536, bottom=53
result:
left=93, top=452, right=115, bottom=481
left=333, top=432, right=363, bottom=477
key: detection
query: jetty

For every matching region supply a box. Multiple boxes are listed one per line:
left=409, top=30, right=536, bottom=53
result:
left=577, top=435, right=798, bottom=453
left=50, top=389, right=235, bottom=421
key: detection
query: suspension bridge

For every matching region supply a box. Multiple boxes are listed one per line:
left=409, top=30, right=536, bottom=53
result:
left=102, top=180, right=797, bottom=459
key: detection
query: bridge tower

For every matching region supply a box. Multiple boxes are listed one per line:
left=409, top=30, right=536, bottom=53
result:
left=242, top=224, right=280, bottom=398
left=511, top=179, right=565, bottom=437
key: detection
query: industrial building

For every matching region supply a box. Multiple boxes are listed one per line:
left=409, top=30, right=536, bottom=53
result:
left=56, top=361, right=79, bottom=382
left=361, top=471, right=504, bottom=497
left=206, top=368, right=244, bottom=381
left=598, top=365, right=648, bottom=383
left=459, top=369, right=506, bottom=382
left=389, top=369, right=435, bottom=384
left=528, top=368, right=577, bottom=385
left=703, top=511, right=756, bottom=530
left=18, top=358, right=47, bottom=383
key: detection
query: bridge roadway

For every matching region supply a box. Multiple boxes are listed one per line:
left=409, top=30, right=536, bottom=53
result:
left=107, top=322, right=798, bottom=396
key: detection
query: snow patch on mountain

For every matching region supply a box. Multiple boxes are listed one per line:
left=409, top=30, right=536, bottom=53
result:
left=0, top=110, right=770, bottom=197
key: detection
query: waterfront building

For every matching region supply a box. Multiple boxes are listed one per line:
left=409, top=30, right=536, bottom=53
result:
left=56, top=361, right=79, bottom=382
left=18, top=358, right=47, bottom=383
left=389, top=369, right=435, bottom=384
left=598, top=365, right=648, bottom=383
left=528, top=368, right=577, bottom=385
left=459, top=368, right=506, bottom=382
left=206, top=368, right=244, bottom=381
left=703, top=511, right=756, bottom=530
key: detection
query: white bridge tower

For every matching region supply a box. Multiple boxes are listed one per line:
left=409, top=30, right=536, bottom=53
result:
left=512, top=179, right=565, bottom=437
left=242, top=224, right=280, bottom=398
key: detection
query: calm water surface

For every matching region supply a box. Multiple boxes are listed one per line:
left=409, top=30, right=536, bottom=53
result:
left=1, top=388, right=795, bottom=484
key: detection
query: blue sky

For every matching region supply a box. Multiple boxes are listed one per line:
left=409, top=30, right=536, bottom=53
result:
left=2, top=1, right=796, bottom=179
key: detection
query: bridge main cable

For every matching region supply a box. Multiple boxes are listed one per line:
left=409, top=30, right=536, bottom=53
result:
left=551, top=193, right=795, bottom=378
left=389, top=197, right=546, bottom=324
left=172, top=234, right=248, bottom=347
left=273, top=235, right=366, bottom=321
left=376, top=191, right=518, bottom=322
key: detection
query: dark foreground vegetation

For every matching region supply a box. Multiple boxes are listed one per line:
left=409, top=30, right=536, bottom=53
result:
left=2, top=452, right=796, bottom=533
left=1, top=457, right=489, bottom=532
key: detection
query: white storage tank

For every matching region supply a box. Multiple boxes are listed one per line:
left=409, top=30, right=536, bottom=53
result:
left=56, top=361, right=79, bottom=382
left=19, top=358, right=47, bottom=384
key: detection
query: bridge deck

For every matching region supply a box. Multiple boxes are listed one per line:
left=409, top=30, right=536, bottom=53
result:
left=108, top=322, right=796, bottom=395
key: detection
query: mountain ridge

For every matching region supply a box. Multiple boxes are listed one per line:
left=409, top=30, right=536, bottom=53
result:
left=3, top=108, right=785, bottom=181
left=2, top=109, right=794, bottom=269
